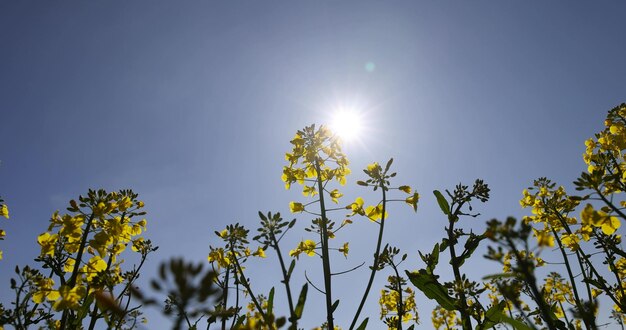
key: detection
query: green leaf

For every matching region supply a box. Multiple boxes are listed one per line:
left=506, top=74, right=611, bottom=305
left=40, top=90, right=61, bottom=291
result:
left=500, top=315, right=536, bottom=330
left=76, top=294, right=94, bottom=322
left=452, top=234, right=485, bottom=268
left=295, top=283, right=308, bottom=319
left=482, top=272, right=518, bottom=281
left=477, top=302, right=505, bottom=329
left=267, top=287, right=275, bottom=316
left=439, top=238, right=449, bottom=252
left=287, top=259, right=296, bottom=278
left=355, top=317, right=369, bottom=330
left=406, top=270, right=455, bottom=310
left=427, top=243, right=440, bottom=274
left=331, top=299, right=340, bottom=313
left=433, top=190, right=450, bottom=215
left=234, top=315, right=246, bottom=328
left=385, top=158, right=394, bottom=172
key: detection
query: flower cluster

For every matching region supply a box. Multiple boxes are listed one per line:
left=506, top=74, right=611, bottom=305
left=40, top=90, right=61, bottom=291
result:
left=431, top=306, right=459, bottom=330
left=379, top=276, right=419, bottom=329
left=207, top=224, right=265, bottom=270
left=582, top=103, right=626, bottom=194
left=541, top=273, right=576, bottom=319
left=520, top=178, right=581, bottom=247
left=0, top=195, right=8, bottom=260
left=282, top=124, right=350, bottom=192
left=32, top=189, right=150, bottom=318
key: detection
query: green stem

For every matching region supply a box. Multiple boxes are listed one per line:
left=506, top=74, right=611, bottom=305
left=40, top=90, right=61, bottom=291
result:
left=349, top=187, right=387, bottom=330
left=229, top=277, right=240, bottom=330
left=315, top=160, right=334, bottom=330
left=447, top=206, right=471, bottom=330
left=272, top=233, right=298, bottom=328
left=549, top=227, right=586, bottom=324
left=598, top=237, right=626, bottom=312
left=221, top=266, right=230, bottom=330
left=231, top=249, right=271, bottom=327
left=506, top=237, right=556, bottom=330
left=60, top=213, right=95, bottom=329
left=391, top=262, right=404, bottom=330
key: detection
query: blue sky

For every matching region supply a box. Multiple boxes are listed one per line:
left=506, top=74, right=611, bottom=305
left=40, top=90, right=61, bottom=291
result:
left=1, top=1, right=625, bottom=328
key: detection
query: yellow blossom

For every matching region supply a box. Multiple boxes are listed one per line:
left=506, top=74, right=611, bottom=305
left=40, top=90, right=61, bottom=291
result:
left=289, top=239, right=317, bottom=259
left=561, top=233, right=580, bottom=251
left=82, top=256, right=108, bottom=281
left=365, top=204, right=388, bottom=222
left=37, top=232, right=59, bottom=257
left=339, top=242, right=349, bottom=258
left=53, top=285, right=86, bottom=311
left=0, top=204, right=8, bottom=218
left=118, top=196, right=133, bottom=211
left=253, top=247, right=266, bottom=258
left=330, top=189, right=343, bottom=204
left=533, top=228, right=555, bottom=247
left=405, top=192, right=420, bottom=212
left=581, top=204, right=621, bottom=235
left=33, top=278, right=60, bottom=303
left=289, top=201, right=305, bottom=213
left=347, top=197, right=366, bottom=216
left=208, top=247, right=231, bottom=268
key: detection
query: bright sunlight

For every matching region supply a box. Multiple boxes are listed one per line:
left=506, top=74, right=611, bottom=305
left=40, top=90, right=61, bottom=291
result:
left=329, top=109, right=363, bottom=141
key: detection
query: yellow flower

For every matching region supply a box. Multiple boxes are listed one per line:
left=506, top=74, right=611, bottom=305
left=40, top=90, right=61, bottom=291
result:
left=208, top=247, right=231, bottom=268
left=83, top=256, right=108, bottom=281
left=137, top=219, right=147, bottom=228
left=33, top=278, right=60, bottom=303
left=581, top=204, right=621, bottom=235
left=253, top=247, right=266, bottom=258
left=367, top=162, right=380, bottom=173
left=330, top=189, right=343, bottom=204
left=131, top=237, right=145, bottom=252
left=347, top=197, right=365, bottom=216
left=37, top=232, right=59, bottom=257
left=0, top=204, right=8, bottom=218
left=405, top=192, right=420, bottom=212
left=289, top=201, right=305, bottom=213
left=561, top=233, right=580, bottom=251
left=302, top=185, right=318, bottom=197
left=398, top=185, right=411, bottom=194
left=64, top=257, right=76, bottom=273
left=289, top=240, right=317, bottom=259
left=533, top=228, right=555, bottom=247
left=93, top=202, right=111, bottom=217
left=118, top=196, right=133, bottom=211
left=339, top=242, right=349, bottom=258
left=365, top=204, right=388, bottom=222
left=53, top=285, right=86, bottom=311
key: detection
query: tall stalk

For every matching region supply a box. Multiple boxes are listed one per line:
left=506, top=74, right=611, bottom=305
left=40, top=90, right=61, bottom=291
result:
left=350, top=186, right=387, bottom=329
left=315, top=160, right=335, bottom=329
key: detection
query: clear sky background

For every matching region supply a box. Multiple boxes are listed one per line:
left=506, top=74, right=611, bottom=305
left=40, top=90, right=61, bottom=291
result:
left=1, top=1, right=625, bottom=329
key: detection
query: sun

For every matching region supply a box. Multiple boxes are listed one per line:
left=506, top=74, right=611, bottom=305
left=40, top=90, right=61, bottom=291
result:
left=329, top=109, right=363, bottom=141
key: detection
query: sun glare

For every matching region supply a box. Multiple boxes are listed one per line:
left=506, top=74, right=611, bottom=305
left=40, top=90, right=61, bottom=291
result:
left=330, top=109, right=363, bottom=141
